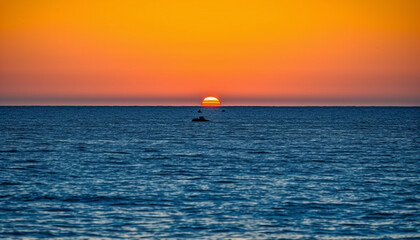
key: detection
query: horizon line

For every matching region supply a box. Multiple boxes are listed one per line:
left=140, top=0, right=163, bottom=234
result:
left=1, top=105, right=419, bottom=107
left=1, top=96, right=419, bottom=107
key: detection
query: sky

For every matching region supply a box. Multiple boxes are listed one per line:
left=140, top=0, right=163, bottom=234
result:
left=0, top=0, right=419, bottom=106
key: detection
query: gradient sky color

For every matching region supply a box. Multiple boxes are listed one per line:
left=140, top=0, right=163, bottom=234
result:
left=1, top=0, right=419, bottom=105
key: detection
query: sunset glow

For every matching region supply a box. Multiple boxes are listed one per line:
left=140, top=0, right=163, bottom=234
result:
left=0, top=0, right=419, bottom=105
left=202, top=96, right=221, bottom=107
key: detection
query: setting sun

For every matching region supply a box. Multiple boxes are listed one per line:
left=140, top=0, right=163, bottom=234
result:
left=202, top=96, right=221, bottom=107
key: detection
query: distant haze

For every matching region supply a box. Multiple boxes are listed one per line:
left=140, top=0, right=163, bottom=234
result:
left=1, top=0, right=419, bottom=106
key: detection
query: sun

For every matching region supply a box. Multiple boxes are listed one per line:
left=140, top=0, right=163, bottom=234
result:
left=202, top=96, right=221, bottom=107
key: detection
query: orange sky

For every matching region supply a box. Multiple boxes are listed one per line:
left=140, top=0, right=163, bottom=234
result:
left=0, top=0, right=419, bottom=105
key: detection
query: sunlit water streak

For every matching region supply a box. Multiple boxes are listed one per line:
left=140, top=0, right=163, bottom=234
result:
left=0, top=107, right=419, bottom=239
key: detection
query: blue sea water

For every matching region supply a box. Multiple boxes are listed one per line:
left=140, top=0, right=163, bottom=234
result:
left=0, top=106, right=419, bottom=239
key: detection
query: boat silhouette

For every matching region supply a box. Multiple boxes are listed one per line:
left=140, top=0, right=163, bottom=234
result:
left=192, top=116, right=209, bottom=122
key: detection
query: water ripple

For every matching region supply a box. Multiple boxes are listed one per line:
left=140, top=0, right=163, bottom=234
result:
left=0, top=106, right=419, bottom=239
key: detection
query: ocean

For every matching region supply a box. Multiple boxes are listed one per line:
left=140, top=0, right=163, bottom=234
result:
left=0, top=106, right=419, bottom=239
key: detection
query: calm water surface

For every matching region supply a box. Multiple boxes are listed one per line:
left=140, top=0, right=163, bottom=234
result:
left=0, top=107, right=419, bottom=239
